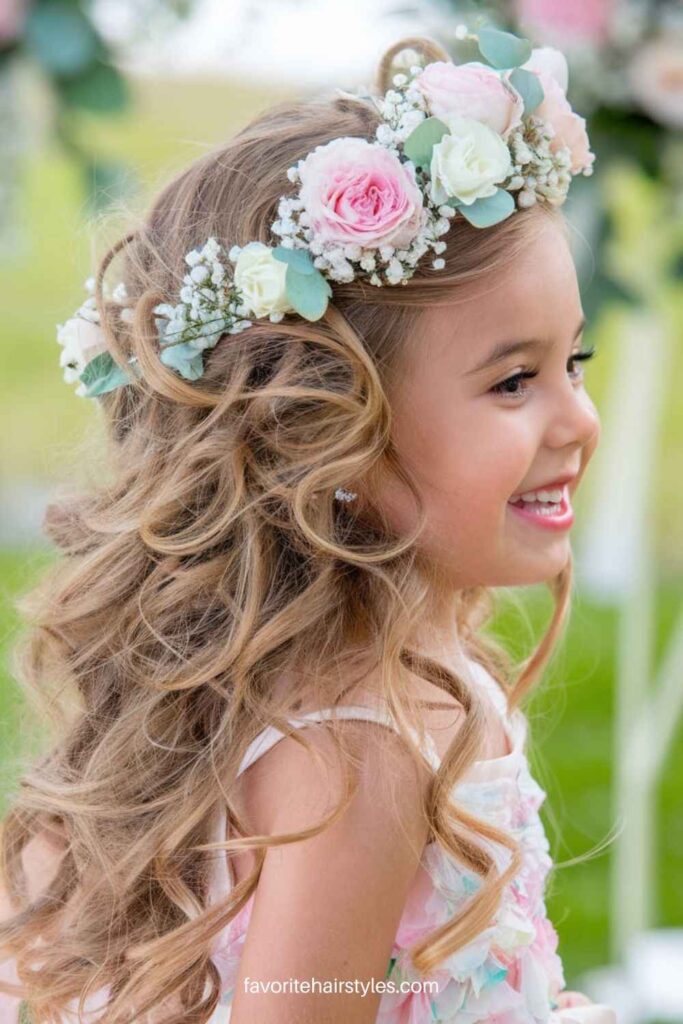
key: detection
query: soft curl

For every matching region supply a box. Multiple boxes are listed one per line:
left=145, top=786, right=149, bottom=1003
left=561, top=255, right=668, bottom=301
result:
left=1, top=34, right=574, bottom=1023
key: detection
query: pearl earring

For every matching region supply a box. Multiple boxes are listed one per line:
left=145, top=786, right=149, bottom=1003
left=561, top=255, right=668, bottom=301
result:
left=334, top=487, right=357, bottom=502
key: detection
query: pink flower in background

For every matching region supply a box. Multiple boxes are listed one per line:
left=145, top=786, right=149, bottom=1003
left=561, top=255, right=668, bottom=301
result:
left=522, top=48, right=595, bottom=174
left=0, top=0, right=28, bottom=44
left=298, top=136, right=424, bottom=249
left=414, top=61, right=525, bottom=139
left=628, top=35, right=683, bottom=130
left=515, top=0, right=614, bottom=45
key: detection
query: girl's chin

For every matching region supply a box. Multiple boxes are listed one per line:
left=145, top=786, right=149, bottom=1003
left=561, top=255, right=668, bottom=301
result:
left=519, top=545, right=572, bottom=584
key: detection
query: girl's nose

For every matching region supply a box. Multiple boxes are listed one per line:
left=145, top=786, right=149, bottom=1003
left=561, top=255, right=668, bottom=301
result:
left=545, top=381, right=601, bottom=454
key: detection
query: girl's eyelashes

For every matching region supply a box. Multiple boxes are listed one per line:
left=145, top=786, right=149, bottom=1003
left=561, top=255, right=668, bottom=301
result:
left=490, top=369, right=538, bottom=399
left=490, top=346, right=597, bottom=400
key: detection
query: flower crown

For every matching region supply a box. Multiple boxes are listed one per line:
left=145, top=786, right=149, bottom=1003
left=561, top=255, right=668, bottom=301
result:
left=56, top=25, right=594, bottom=398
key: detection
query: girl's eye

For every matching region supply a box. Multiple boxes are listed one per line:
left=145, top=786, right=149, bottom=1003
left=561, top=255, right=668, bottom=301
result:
left=568, top=346, right=597, bottom=378
left=490, top=346, right=597, bottom=400
left=490, top=369, right=538, bottom=399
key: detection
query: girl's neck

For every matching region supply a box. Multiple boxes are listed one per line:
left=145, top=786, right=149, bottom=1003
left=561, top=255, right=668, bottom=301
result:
left=405, top=616, right=471, bottom=679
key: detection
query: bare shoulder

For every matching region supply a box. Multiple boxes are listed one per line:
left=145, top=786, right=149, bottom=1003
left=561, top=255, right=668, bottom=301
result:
left=235, top=661, right=467, bottom=850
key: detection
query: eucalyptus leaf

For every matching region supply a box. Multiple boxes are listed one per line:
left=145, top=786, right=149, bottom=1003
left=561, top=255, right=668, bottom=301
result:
left=159, top=342, right=205, bottom=381
left=477, top=27, right=532, bottom=70
left=285, top=266, right=332, bottom=321
left=79, top=351, right=136, bottom=397
left=272, top=246, right=315, bottom=275
left=403, top=117, right=450, bottom=169
left=457, top=188, right=515, bottom=228
left=508, top=68, right=544, bottom=116
left=58, top=62, right=130, bottom=114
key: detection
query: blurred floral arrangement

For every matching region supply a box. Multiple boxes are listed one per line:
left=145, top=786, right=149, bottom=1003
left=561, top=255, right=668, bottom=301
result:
left=417, top=0, right=683, bottom=313
left=0, top=0, right=195, bottom=254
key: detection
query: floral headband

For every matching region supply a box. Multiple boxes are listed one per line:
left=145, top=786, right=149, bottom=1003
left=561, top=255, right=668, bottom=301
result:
left=56, top=25, right=594, bottom=399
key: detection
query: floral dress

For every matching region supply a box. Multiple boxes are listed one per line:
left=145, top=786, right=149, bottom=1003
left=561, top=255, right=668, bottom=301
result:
left=205, top=658, right=572, bottom=1023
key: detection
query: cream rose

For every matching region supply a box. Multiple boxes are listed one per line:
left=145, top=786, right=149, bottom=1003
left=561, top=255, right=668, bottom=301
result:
left=429, top=116, right=512, bottom=206
left=56, top=315, right=109, bottom=393
left=233, top=242, right=292, bottom=319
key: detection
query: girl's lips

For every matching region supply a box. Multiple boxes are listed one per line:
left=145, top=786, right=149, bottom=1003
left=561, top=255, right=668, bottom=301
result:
left=506, top=484, right=574, bottom=532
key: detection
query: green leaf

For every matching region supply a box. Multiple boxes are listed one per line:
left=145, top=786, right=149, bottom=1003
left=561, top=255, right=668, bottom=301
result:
left=508, top=68, right=544, bottom=115
left=403, top=117, right=450, bottom=169
left=24, top=3, right=102, bottom=76
left=79, top=351, right=136, bottom=397
left=285, top=266, right=332, bottom=321
left=58, top=61, right=130, bottom=113
left=477, top=26, right=532, bottom=70
left=457, top=188, right=516, bottom=228
left=272, top=246, right=315, bottom=275
left=159, top=342, right=205, bottom=381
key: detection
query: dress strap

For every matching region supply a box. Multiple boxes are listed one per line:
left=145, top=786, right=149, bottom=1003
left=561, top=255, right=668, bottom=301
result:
left=466, top=659, right=510, bottom=719
left=236, top=704, right=442, bottom=777
left=208, top=708, right=440, bottom=913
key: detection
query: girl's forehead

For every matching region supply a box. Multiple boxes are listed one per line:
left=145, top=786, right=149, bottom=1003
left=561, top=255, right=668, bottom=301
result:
left=412, top=228, right=580, bottom=369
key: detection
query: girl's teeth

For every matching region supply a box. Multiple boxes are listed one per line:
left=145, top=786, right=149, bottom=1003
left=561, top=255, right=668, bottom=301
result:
left=513, top=487, right=564, bottom=503
left=516, top=500, right=562, bottom=515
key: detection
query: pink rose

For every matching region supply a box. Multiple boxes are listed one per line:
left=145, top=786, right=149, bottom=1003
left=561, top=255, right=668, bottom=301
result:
left=297, top=136, right=423, bottom=250
left=522, top=48, right=595, bottom=174
left=523, top=46, right=569, bottom=92
left=515, top=0, right=614, bottom=46
left=415, top=61, right=524, bottom=140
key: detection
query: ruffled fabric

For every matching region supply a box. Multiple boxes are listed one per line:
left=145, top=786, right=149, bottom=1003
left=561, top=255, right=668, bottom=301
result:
left=372, top=758, right=565, bottom=1024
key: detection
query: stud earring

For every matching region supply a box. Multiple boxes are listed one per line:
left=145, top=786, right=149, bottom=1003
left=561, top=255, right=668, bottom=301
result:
left=334, top=487, right=357, bottom=503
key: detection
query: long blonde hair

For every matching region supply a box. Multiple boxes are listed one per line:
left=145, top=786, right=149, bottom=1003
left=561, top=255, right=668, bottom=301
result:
left=1, top=36, right=576, bottom=1023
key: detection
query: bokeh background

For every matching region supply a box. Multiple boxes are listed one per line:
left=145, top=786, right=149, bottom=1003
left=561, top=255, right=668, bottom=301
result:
left=0, top=0, right=681, bottom=1018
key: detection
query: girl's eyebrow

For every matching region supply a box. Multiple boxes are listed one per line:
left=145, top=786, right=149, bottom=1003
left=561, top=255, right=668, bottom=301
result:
left=465, top=315, right=587, bottom=377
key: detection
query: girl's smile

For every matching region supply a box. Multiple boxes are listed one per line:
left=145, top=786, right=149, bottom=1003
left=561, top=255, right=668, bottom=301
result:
left=506, top=483, right=575, bottom=532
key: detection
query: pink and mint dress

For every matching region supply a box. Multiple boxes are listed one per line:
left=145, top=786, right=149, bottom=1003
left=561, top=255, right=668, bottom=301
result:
left=205, top=658, right=572, bottom=1023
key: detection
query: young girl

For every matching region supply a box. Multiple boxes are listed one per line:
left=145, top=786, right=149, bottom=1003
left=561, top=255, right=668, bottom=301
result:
left=0, top=28, right=617, bottom=1024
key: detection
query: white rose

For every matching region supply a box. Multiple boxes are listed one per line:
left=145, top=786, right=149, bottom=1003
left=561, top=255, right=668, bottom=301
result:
left=56, top=315, right=108, bottom=393
left=429, top=116, right=512, bottom=207
left=233, top=242, right=292, bottom=319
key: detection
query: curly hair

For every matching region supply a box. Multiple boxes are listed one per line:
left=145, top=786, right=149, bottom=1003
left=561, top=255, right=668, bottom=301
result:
left=0, top=35, right=576, bottom=1024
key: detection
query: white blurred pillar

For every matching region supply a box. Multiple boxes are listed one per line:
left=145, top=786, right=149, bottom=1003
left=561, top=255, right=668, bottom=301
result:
left=576, top=304, right=673, bottom=960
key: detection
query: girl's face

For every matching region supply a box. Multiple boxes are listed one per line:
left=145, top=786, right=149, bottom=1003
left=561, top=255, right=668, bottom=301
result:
left=373, top=218, right=601, bottom=591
